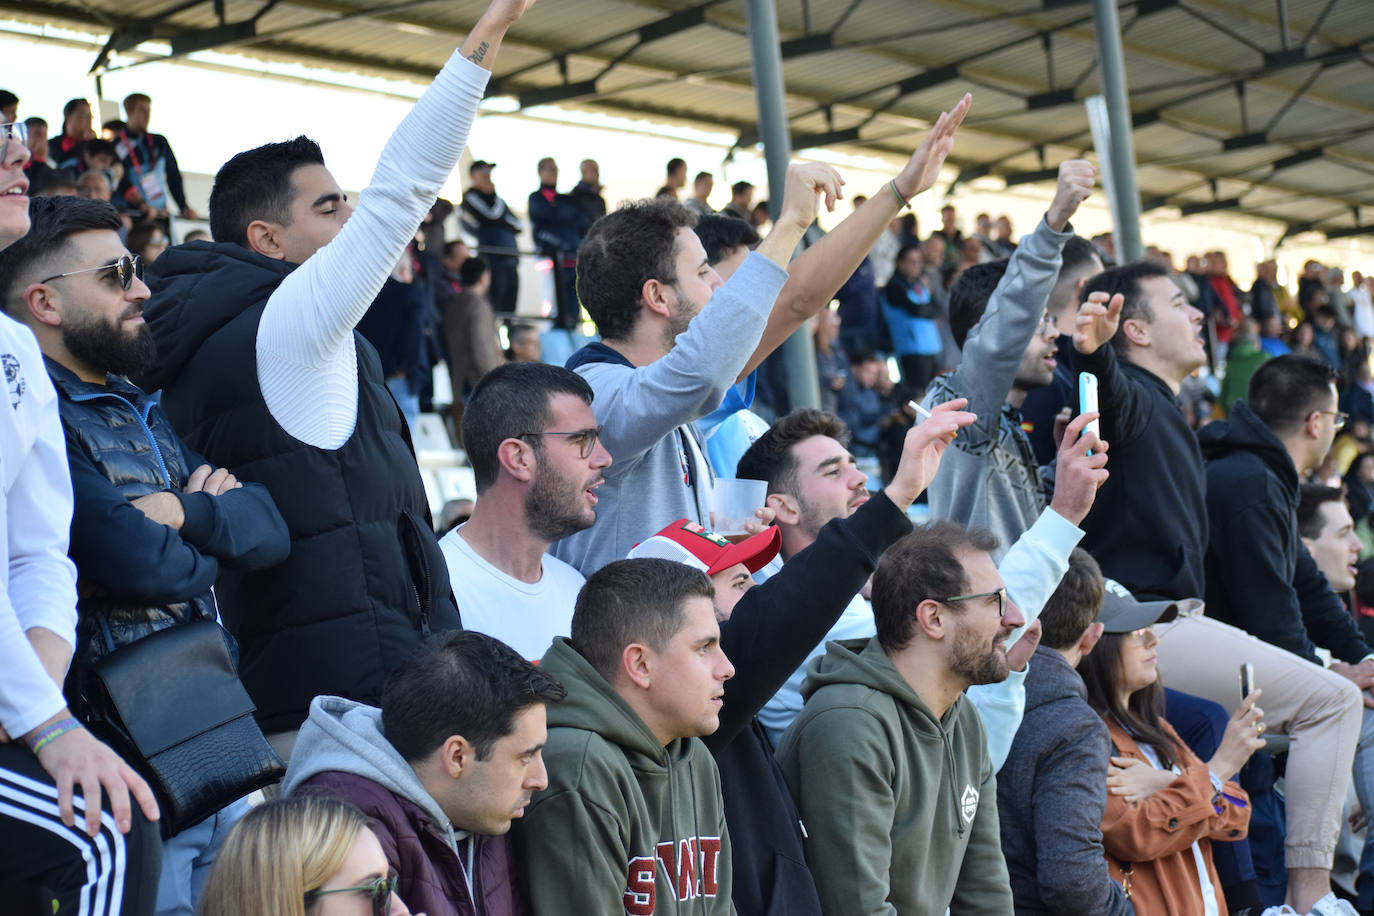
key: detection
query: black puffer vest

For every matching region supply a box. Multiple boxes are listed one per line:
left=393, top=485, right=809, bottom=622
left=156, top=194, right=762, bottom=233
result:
left=46, top=360, right=213, bottom=670
left=141, top=242, right=461, bottom=733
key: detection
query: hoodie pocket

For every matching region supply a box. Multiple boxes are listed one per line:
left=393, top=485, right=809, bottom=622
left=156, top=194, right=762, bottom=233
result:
left=397, top=511, right=462, bottom=635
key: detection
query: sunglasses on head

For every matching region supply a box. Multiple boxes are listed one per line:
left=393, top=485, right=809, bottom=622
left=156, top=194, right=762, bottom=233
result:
left=41, top=254, right=145, bottom=291
left=305, top=873, right=397, bottom=916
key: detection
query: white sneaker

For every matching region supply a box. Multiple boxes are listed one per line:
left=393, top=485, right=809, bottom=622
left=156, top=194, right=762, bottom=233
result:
left=1259, top=907, right=1299, bottom=915
left=1306, top=892, right=1361, bottom=916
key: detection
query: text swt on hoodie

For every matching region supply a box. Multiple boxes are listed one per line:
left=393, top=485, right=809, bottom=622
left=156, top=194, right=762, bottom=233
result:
left=777, top=637, right=1013, bottom=916
left=514, top=638, right=732, bottom=915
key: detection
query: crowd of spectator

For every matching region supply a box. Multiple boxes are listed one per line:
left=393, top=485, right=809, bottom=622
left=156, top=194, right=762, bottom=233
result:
left=7, top=1, right=1374, bottom=915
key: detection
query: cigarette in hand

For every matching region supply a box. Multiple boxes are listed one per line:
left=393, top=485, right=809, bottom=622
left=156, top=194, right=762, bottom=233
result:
left=908, top=400, right=932, bottom=421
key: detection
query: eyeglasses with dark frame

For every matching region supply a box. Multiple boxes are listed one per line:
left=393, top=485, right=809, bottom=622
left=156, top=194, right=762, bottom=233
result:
left=517, top=425, right=603, bottom=459
left=939, top=586, right=1008, bottom=617
left=41, top=254, right=145, bottom=292
left=1, top=122, right=26, bottom=167
left=304, top=873, right=397, bottom=916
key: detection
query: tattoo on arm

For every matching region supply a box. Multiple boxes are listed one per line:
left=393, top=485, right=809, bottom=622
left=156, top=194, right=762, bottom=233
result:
left=467, top=41, right=490, bottom=64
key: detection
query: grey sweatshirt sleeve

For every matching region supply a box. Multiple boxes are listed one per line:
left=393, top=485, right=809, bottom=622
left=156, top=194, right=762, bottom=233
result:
left=927, top=217, right=1072, bottom=450
left=582, top=253, right=788, bottom=462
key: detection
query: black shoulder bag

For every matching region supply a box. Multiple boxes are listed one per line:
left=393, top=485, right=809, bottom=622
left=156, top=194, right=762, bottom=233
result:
left=79, top=619, right=284, bottom=838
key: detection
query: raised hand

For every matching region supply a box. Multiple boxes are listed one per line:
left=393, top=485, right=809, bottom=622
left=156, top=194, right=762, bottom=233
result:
left=484, top=0, right=537, bottom=25
left=884, top=398, right=977, bottom=508
left=777, top=162, right=846, bottom=232
left=1075, top=290, right=1125, bottom=355
left=1046, top=159, right=1096, bottom=232
left=1048, top=411, right=1109, bottom=525
left=895, top=93, right=972, bottom=199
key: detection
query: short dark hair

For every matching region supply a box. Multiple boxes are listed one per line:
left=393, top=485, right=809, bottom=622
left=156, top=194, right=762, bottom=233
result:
left=1247, top=354, right=1339, bottom=436
left=209, top=136, right=326, bottom=247
left=62, top=98, right=88, bottom=120
left=0, top=90, right=16, bottom=110
left=731, top=181, right=753, bottom=198
left=571, top=558, right=715, bottom=684
left=1080, top=260, right=1172, bottom=353
left=1039, top=548, right=1105, bottom=651
left=80, top=139, right=117, bottom=163
left=1061, top=235, right=1100, bottom=280
left=122, top=93, right=151, bottom=111
left=736, top=408, right=851, bottom=498
left=0, top=197, right=122, bottom=316
left=24, top=116, right=46, bottom=130
left=575, top=198, right=696, bottom=341
left=101, top=119, right=125, bottom=136
left=948, top=259, right=1010, bottom=349
left=381, top=631, right=565, bottom=762
left=693, top=171, right=712, bottom=184
left=458, top=256, right=488, bottom=288
left=1297, top=483, right=1346, bottom=539
left=871, top=522, right=1000, bottom=652
left=693, top=214, right=760, bottom=267
left=461, top=361, right=594, bottom=492
left=666, top=157, right=686, bottom=176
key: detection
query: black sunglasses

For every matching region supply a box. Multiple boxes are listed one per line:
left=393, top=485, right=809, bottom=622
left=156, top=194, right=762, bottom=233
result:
left=41, top=254, right=145, bottom=291
left=305, top=873, right=397, bottom=916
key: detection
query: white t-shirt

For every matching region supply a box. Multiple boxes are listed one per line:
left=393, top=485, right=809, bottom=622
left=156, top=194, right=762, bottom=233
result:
left=439, top=525, right=585, bottom=662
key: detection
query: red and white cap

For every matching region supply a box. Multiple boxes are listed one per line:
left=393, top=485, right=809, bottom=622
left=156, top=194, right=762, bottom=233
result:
left=628, top=519, right=781, bottom=576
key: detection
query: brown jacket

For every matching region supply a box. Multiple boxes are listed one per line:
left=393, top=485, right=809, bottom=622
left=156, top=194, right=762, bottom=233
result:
left=1099, top=718, right=1249, bottom=916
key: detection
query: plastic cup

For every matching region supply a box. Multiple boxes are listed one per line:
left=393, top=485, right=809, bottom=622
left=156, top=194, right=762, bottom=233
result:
left=710, top=478, right=769, bottom=541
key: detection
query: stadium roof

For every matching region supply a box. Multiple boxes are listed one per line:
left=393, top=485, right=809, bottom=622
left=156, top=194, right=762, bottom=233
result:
left=11, top=0, right=1374, bottom=242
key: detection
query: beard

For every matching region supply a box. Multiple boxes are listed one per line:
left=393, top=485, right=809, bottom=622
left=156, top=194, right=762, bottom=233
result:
left=949, top=621, right=1010, bottom=686
left=663, top=287, right=701, bottom=348
left=524, top=460, right=596, bottom=542
left=62, top=306, right=157, bottom=380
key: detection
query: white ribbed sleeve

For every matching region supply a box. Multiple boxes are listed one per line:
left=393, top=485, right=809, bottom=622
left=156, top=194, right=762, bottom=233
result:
left=257, top=54, right=491, bottom=448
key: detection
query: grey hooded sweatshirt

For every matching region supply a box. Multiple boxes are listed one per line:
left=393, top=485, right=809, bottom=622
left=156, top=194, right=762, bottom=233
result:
left=283, top=695, right=525, bottom=916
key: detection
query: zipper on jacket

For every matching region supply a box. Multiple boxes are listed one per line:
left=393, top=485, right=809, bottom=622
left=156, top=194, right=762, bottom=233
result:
left=69, top=390, right=173, bottom=488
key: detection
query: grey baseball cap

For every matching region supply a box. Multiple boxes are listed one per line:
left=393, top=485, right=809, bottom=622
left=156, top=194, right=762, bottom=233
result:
left=1095, top=578, right=1181, bottom=633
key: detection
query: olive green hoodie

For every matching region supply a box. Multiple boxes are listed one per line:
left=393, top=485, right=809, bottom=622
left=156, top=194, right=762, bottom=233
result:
left=777, top=637, right=1012, bottom=916
left=514, top=637, right=733, bottom=915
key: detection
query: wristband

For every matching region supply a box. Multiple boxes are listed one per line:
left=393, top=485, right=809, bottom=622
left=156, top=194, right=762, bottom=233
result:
left=28, top=717, right=81, bottom=754
left=888, top=179, right=909, bottom=208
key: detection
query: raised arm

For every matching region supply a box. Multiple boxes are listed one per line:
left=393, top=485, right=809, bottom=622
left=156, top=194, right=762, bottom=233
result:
left=737, top=95, right=971, bottom=381
left=257, top=0, right=535, bottom=443
left=928, top=161, right=1091, bottom=431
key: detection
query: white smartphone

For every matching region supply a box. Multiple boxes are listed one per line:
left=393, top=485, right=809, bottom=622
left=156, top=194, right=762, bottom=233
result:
left=1078, top=372, right=1100, bottom=454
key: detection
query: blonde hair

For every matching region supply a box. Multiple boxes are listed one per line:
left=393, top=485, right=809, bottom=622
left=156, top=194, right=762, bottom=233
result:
left=198, top=795, right=369, bottom=916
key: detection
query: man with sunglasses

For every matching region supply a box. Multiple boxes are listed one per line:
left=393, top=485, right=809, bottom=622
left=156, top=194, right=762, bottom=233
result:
left=0, top=195, right=291, bottom=915
left=0, top=122, right=166, bottom=916
left=777, top=521, right=1023, bottom=915
left=437, top=362, right=610, bottom=662
left=136, top=0, right=538, bottom=752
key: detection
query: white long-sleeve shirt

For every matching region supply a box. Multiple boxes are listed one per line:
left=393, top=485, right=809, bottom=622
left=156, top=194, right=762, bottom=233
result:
left=256, top=54, right=490, bottom=449
left=0, top=314, right=79, bottom=737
